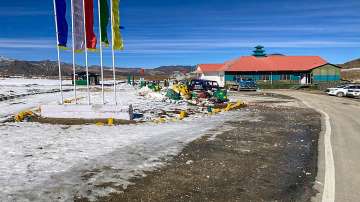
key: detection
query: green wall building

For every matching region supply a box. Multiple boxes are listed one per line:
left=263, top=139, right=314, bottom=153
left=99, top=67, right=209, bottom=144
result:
left=197, top=46, right=341, bottom=87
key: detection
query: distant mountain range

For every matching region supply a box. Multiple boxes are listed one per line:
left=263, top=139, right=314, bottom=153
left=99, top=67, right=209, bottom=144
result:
left=340, top=58, right=360, bottom=69
left=0, top=56, right=15, bottom=62
left=339, top=58, right=360, bottom=81
left=0, top=56, right=195, bottom=79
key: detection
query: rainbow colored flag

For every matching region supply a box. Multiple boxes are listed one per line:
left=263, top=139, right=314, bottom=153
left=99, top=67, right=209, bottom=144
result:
left=55, top=0, right=68, bottom=47
left=112, top=0, right=124, bottom=50
left=84, top=0, right=97, bottom=50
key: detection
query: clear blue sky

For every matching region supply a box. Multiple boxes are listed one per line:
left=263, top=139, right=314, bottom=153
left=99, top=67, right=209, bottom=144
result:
left=0, top=0, right=359, bottom=68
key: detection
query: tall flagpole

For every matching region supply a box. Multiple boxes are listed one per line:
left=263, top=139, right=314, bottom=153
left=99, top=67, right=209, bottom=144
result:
left=110, top=0, right=117, bottom=105
left=82, top=0, right=91, bottom=105
left=97, top=0, right=105, bottom=105
left=52, top=0, right=64, bottom=105
left=70, top=0, right=77, bottom=104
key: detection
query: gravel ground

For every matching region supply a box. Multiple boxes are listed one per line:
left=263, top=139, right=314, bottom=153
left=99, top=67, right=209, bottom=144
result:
left=76, top=96, right=321, bottom=202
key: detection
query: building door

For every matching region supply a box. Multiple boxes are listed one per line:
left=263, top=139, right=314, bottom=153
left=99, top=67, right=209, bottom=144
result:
left=300, top=74, right=307, bottom=85
left=300, top=73, right=311, bottom=85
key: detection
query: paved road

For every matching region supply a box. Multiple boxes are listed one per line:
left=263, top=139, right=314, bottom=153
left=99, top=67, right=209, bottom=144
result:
left=275, top=91, right=360, bottom=202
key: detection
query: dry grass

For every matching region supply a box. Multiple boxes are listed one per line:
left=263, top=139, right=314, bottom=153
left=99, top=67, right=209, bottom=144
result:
left=341, top=69, right=360, bottom=82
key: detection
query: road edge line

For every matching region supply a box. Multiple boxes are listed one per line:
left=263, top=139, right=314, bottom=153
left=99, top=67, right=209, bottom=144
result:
left=302, top=100, right=335, bottom=202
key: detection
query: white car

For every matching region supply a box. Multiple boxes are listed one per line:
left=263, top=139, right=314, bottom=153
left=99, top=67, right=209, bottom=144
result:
left=327, top=85, right=360, bottom=97
left=347, top=88, right=360, bottom=98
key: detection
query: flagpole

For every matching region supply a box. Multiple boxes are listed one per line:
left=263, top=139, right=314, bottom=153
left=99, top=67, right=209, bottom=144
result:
left=112, top=43, right=117, bottom=105
left=52, top=0, right=64, bottom=105
left=82, top=0, right=91, bottom=105
left=110, top=0, right=117, bottom=105
left=70, top=0, right=77, bottom=104
left=97, top=0, right=105, bottom=105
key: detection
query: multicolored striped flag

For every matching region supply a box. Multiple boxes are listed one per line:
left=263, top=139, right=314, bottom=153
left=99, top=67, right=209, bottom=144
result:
left=111, top=0, right=124, bottom=50
left=72, top=0, right=85, bottom=51
left=99, top=0, right=110, bottom=46
left=84, top=0, right=97, bottom=50
left=55, top=0, right=68, bottom=47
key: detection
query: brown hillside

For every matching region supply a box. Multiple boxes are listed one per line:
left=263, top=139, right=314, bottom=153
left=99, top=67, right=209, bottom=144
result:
left=340, top=58, right=360, bottom=69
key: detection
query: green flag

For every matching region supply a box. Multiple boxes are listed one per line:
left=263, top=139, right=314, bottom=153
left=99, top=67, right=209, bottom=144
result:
left=112, top=0, right=124, bottom=50
left=100, top=0, right=109, bottom=46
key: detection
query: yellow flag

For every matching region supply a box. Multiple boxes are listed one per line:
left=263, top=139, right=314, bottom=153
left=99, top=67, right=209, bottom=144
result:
left=112, top=0, right=124, bottom=50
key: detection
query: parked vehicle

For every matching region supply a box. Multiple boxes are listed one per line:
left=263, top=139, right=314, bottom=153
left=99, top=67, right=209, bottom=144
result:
left=327, top=84, right=360, bottom=97
left=226, top=78, right=258, bottom=91
left=189, top=79, right=220, bottom=91
left=237, top=78, right=257, bottom=91
left=347, top=87, right=360, bottom=98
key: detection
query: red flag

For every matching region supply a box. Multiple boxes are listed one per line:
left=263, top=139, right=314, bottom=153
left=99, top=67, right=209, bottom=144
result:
left=139, top=68, right=145, bottom=76
left=84, top=0, right=97, bottom=49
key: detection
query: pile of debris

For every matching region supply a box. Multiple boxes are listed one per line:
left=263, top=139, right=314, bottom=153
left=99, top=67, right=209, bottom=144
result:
left=140, top=82, right=229, bottom=106
left=137, top=81, right=246, bottom=123
left=10, top=81, right=245, bottom=126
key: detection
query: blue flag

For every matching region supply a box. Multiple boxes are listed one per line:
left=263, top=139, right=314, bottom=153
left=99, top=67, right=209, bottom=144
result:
left=55, top=0, right=68, bottom=47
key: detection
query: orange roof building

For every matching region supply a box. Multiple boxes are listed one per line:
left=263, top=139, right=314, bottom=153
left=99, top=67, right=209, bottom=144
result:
left=224, top=56, right=328, bottom=72
left=196, top=46, right=341, bottom=87
left=197, top=64, right=225, bottom=73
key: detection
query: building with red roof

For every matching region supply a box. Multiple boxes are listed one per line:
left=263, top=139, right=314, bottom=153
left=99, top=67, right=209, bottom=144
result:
left=196, top=46, right=341, bottom=87
left=196, top=64, right=226, bottom=86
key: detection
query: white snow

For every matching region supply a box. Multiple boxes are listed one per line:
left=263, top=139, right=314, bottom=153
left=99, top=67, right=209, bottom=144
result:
left=40, top=104, right=133, bottom=120
left=0, top=91, right=74, bottom=122
left=0, top=111, right=250, bottom=201
left=0, top=78, right=251, bottom=201
left=0, top=78, right=72, bottom=86
left=0, top=78, right=75, bottom=121
left=0, top=81, right=191, bottom=122
left=0, top=78, right=72, bottom=102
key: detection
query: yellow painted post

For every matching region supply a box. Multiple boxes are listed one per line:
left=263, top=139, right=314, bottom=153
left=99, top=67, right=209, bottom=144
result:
left=179, top=111, right=187, bottom=120
left=108, top=118, right=114, bottom=126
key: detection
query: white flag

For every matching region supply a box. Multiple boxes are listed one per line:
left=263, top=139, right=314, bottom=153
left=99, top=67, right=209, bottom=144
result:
left=72, top=0, right=85, bottom=51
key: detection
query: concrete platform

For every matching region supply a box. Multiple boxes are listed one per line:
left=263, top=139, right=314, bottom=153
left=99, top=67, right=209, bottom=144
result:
left=40, top=104, right=134, bottom=120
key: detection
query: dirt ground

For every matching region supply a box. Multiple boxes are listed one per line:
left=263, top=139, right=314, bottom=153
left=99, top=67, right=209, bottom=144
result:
left=75, top=94, right=321, bottom=202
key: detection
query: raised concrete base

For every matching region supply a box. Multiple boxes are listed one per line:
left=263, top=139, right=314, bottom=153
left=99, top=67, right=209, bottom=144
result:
left=40, top=104, right=134, bottom=120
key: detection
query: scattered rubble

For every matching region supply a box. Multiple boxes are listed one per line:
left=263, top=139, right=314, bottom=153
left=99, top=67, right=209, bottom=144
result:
left=133, top=82, right=243, bottom=124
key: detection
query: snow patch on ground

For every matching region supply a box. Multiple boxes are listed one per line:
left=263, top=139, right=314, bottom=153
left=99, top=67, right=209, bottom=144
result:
left=0, top=82, right=189, bottom=122
left=0, top=111, right=250, bottom=201
left=0, top=79, right=253, bottom=201
left=0, top=78, right=251, bottom=201
left=0, top=78, right=72, bottom=86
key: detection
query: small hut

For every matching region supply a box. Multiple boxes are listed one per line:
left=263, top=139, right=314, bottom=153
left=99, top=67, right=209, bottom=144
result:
left=72, top=72, right=100, bottom=85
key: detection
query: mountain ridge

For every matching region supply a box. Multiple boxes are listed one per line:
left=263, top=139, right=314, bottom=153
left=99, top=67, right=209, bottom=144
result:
left=0, top=57, right=195, bottom=79
left=340, top=58, right=360, bottom=69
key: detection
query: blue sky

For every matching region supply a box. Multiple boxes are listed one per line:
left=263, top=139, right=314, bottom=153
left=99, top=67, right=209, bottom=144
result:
left=0, top=0, right=360, bottom=68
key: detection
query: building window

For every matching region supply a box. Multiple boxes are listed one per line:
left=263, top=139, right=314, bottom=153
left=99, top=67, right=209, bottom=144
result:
left=260, top=74, right=270, bottom=81
left=280, top=74, right=291, bottom=80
